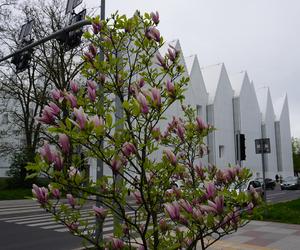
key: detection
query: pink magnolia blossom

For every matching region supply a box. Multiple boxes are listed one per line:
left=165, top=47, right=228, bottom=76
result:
left=32, top=184, right=49, bottom=205
left=40, top=143, right=54, bottom=163
left=93, top=206, right=107, bottom=219
left=136, top=93, right=149, bottom=114
left=166, top=79, right=175, bottom=96
left=176, top=122, right=185, bottom=141
left=110, top=158, right=122, bottom=173
left=89, top=115, right=104, bottom=128
left=70, top=81, right=79, bottom=94
left=164, top=149, right=177, bottom=166
left=156, top=53, right=166, bottom=69
left=59, top=134, right=70, bottom=154
left=111, top=238, right=124, bottom=249
left=84, top=52, right=94, bottom=62
left=167, top=48, right=176, bottom=62
left=195, top=164, right=205, bottom=179
left=73, top=107, right=87, bottom=130
left=37, top=102, right=61, bottom=124
left=179, top=199, right=193, bottom=213
left=67, top=222, right=79, bottom=232
left=87, top=80, right=97, bottom=89
left=122, top=142, right=136, bottom=157
left=164, top=201, right=180, bottom=221
left=205, top=183, right=216, bottom=199
left=66, top=93, right=78, bottom=108
left=150, top=87, right=161, bottom=107
left=51, top=89, right=64, bottom=102
left=53, top=154, right=63, bottom=171
left=196, top=117, right=207, bottom=131
left=151, top=11, right=159, bottom=25
left=87, top=86, right=96, bottom=102
left=159, top=218, right=169, bottom=232
left=92, top=20, right=102, bottom=34
left=67, top=194, right=76, bottom=207
left=51, top=188, right=60, bottom=199
left=208, top=196, right=224, bottom=214
left=139, top=78, right=145, bottom=88
left=146, top=26, right=161, bottom=42
left=89, top=44, right=97, bottom=57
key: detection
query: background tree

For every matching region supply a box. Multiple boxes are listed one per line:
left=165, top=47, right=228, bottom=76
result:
left=0, top=0, right=85, bottom=184
left=292, top=137, right=300, bottom=174
left=29, top=11, right=260, bottom=250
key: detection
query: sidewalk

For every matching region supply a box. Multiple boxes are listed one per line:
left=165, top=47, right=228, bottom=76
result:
left=208, top=220, right=300, bottom=250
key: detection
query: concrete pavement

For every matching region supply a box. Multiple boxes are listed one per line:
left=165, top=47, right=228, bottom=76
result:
left=208, top=220, right=300, bottom=250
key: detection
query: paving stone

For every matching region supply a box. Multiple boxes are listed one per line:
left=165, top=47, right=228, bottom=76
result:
left=222, top=235, right=253, bottom=244
left=245, top=237, right=274, bottom=247
left=254, top=226, right=298, bottom=234
left=267, top=235, right=300, bottom=250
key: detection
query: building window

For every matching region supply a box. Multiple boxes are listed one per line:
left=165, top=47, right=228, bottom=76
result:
left=219, top=145, right=224, bottom=158
left=196, top=105, right=203, bottom=117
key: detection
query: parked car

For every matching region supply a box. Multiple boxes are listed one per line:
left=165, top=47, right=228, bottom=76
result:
left=255, top=178, right=276, bottom=190
left=281, top=176, right=300, bottom=190
left=230, top=180, right=263, bottom=196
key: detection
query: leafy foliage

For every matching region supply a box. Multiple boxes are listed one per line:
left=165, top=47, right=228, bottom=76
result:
left=28, top=11, right=260, bottom=250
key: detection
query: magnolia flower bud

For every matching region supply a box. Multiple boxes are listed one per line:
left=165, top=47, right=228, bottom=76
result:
left=66, top=93, right=78, bottom=108
left=151, top=11, right=160, bottom=25
left=205, top=183, right=216, bottom=199
left=111, top=238, right=124, bottom=249
left=164, top=149, right=177, bottom=166
left=59, top=134, right=70, bottom=154
left=164, top=201, right=180, bottom=221
left=87, top=86, right=96, bottom=102
left=150, top=87, right=161, bottom=107
left=32, top=184, right=49, bottom=205
left=93, top=206, right=107, bottom=220
left=136, top=93, right=149, bottom=114
left=74, top=107, right=87, bottom=130
left=67, top=194, right=76, bottom=207
left=122, top=142, right=136, bottom=157
left=89, top=44, right=97, bottom=57
left=70, top=80, right=79, bottom=94
left=166, top=79, right=175, bottom=96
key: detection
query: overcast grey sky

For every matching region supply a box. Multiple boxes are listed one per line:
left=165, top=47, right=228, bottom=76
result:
left=87, top=0, right=300, bottom=137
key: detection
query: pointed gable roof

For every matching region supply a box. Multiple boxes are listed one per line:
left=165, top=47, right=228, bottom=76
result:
left=256, top=87, right=275, bottom=122
left=201, top=63, right=223, bottom=104
left=274, top=94, right=288, bottom=121
left=185, top=54, right=196, bottom=75
left=230, top=71, right=250, bottom=97
left=184, top=54, right=208, bottom=98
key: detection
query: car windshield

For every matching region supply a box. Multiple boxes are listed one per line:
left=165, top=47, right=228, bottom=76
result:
left=284, top=176, right=297, bottom=181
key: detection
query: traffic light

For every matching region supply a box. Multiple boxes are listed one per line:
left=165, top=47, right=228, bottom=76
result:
left=11, top=20, right=34, bottom=73
left=11, top=39, right=34, bottom=73
left=240, top=134, right=246, bottom=161
left=57, top=9, right=86, bottom=51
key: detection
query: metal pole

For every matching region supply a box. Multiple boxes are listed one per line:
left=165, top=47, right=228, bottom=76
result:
left=261, top=140, right=267, bottom=202
left=95, top=0, right=105, bottom=244
left=0, top=20, right=90, bottom=63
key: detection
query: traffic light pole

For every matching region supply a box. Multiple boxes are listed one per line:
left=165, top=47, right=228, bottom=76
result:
left=95, top=0, right=105, bottom=244
left=0, top=20, right=90, bottom=64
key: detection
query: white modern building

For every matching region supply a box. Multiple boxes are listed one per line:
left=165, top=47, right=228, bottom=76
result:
left=0, top=40, right=294, bottom=179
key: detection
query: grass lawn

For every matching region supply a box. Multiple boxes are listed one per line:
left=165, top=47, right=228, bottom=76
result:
left=253, top=199, right=300, bottom=224
left=0, top=188, right=32, bottom=200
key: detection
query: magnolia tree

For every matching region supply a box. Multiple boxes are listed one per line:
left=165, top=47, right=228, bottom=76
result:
left=28, top=11, right=261, bottom=250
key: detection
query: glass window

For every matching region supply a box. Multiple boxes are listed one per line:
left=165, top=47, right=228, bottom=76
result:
left=196, top=105, right=203, bottom=117
left=219, top=145, right=224, bottom=158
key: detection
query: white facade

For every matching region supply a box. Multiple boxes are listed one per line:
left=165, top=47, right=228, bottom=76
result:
left=0, top=40, right=295, bottom=179
left=274, top=95, right=294, bottom=177
left=230, top=72, right=263, bottom=177
left=201, top=64, right=236, bottom=169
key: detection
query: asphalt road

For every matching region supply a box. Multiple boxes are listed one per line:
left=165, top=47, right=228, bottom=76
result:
left=0, top=189, right=300, bottom=250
